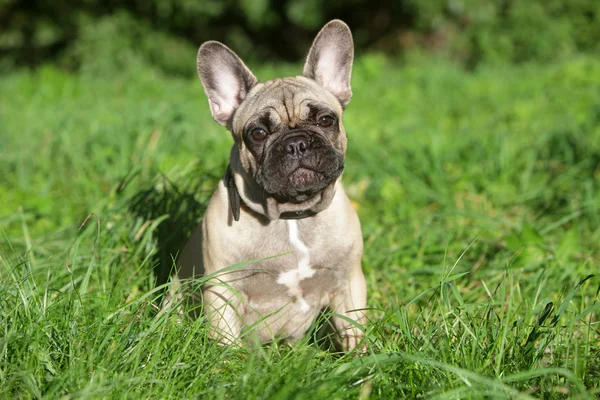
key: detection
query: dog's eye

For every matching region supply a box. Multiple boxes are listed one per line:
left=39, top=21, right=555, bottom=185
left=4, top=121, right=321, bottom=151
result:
left=317, top=115, right=335, bottom=128
left=250, top=127, right=267, bottom=140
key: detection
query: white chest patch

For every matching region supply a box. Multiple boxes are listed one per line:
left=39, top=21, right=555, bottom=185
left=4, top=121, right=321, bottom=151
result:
left=277, top=220, right=315, bottom=312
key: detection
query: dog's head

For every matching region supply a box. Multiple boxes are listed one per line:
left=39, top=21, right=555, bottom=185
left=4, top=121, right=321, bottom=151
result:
left=197, top=20, right=354, bottom=219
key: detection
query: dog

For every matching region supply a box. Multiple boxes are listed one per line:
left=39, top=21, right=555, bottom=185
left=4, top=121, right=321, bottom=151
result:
left=175, top=20, right=366, bottom=351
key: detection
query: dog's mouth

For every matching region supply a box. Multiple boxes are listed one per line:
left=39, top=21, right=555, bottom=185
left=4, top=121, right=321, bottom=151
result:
left=288, top=167, right=324, bottom=187
left=259, top=162, right=342, bottom=203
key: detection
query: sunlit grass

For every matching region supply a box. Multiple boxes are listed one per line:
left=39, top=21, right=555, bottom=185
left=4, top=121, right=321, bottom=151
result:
left=1, top=55, right=599, bottom=398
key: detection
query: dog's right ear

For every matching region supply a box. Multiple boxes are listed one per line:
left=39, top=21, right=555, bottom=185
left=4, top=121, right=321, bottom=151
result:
left=197, top=42, right=259, bottom=126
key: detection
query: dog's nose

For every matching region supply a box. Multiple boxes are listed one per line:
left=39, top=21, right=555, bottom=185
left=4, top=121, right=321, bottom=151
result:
left=284, top=135, right=309, bottom=157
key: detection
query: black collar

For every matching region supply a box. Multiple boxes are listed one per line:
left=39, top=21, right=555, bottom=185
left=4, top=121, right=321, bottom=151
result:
left=225, top=164, right=241, bottom=221
left=279, top=209, right=318, bottom=219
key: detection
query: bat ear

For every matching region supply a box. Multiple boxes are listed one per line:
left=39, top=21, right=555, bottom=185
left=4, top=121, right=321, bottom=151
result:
left=197, top=41, right=259, bottom=126
left=302, top=20, right=354, bottom=106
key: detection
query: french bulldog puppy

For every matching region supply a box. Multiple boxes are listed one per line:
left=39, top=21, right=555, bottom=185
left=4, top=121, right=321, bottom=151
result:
left=176, top=20, right=366, bottom=351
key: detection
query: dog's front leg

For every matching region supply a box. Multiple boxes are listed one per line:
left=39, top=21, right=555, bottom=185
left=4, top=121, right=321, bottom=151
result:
left=329, top=262, right=367, bottom=352
left=203, top=283, right=245, bottom=346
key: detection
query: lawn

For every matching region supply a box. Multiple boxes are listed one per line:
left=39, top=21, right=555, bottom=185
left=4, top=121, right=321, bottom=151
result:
left=1, top=55, right=599, bottom=398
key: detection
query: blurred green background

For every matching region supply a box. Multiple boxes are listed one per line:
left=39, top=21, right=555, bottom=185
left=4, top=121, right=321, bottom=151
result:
left=2, top=0, right=600, bottom=74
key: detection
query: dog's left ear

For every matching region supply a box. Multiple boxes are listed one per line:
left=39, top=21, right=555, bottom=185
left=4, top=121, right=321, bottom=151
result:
left=303, top=20, right=354, bottom=107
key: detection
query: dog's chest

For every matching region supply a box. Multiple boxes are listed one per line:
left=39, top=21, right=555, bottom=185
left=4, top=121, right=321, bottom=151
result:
left=230, top=218, right=348, bottom=313
left=227, top=218, right=348, bottom=339
left=273, top=219, right=331, bottom=310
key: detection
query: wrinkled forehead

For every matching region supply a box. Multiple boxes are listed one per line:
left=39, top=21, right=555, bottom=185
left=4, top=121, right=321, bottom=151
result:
left=232, top=76, right=343, bottom=133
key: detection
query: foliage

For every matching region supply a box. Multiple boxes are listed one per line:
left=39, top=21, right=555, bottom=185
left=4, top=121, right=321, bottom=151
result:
left=1, top=55, right=599, bottom=397
left=1, top=0, right=600, bottom=73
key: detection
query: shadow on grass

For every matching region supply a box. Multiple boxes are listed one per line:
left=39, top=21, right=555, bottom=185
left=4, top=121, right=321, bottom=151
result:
left=122, top=168, right=218, bottom=300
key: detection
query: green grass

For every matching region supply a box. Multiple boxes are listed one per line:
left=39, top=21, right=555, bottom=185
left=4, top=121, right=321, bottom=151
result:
left=1, top=54, right=599, bottom=398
